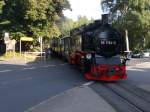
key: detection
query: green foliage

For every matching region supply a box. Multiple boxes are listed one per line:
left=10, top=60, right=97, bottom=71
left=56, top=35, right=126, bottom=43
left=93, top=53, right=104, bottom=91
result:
left=0, top=0, right=4, bottom=21
left=101, top=0, right=150, bottom=50
left=1, top=0, right=70, bottom=40
left=59, top=17, right=74, bottom=36
left=59, top=16, right=93, bottom=36
left=0, top=1, right=4, bottom=14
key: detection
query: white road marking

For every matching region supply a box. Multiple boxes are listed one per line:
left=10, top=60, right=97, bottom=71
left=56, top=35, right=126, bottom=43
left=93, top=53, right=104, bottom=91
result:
left=22, top=64, right=57, bottom=70
left=23, top=67, right=36, bottom=70
left=48, top=65, right=56, bottom=67
left=42, top=65, right=51, bottom=68
left=40, top=65, right=56, bottom=68
left=127, top=68, right=146, bottom=72
left=59, top=63, right=68, bottom=66
left=40, top=63, right=68, bottom=68
left=0, top=70, right=12, bottom=73
left=82, top=81, right=95, bottom=86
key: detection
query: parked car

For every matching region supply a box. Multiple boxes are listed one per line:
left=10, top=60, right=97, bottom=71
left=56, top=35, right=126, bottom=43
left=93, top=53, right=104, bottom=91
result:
left=142, top=50, right=150, bottom=58
left=131, top=51, right=142, bottom=58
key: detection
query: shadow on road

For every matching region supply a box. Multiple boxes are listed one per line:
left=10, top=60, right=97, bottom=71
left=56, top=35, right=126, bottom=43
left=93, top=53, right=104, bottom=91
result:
left=0, top=56, right=88, bottom=112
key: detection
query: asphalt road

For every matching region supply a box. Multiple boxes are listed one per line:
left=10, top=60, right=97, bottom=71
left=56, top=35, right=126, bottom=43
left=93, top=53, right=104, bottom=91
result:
left=0, top=58, right=150, bottom=112
left=0, top=59, right=87, bottom=112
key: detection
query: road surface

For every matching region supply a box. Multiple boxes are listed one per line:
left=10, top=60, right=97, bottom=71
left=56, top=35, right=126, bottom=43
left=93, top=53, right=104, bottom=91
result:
left=0, top=58, right=150, bottom=112
left=0, top=59, right=87, bottom=112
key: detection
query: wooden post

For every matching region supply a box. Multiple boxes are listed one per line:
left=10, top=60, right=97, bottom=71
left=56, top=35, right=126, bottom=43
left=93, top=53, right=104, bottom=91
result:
left=20, top=39, right=22, bottom=55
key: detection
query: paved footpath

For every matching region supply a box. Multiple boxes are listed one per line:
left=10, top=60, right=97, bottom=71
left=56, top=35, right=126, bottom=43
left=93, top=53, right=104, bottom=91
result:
left=27, top=86, right=116, bottom=112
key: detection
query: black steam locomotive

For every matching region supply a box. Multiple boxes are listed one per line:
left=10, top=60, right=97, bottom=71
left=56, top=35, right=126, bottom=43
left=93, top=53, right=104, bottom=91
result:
left=51, top=15, right=127, bottom=81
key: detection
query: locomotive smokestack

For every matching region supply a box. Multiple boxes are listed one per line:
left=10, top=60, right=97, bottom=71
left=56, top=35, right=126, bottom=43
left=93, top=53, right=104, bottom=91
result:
left=102, top=14, right=109, bottom=24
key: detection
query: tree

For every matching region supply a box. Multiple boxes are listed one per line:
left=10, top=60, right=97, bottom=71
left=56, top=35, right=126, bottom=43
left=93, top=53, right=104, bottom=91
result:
left=101, top=0, right=150, bottom=50
left=0, top=0, right=4, bottom=21
left=1, top=0, right=70, bottom=40
left=0, top=1, right=4, bottom=14
left=59, top=16, right=93, bottom=36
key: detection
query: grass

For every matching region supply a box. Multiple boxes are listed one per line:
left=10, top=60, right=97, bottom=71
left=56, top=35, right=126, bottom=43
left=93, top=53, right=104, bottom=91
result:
left=0, top=51, right=38, bottom=62
left=0, top=51, right=48, bottom=65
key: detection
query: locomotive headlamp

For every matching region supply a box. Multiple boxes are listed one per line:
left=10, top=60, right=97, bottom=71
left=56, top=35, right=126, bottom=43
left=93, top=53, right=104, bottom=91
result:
left=86, top=54, right=92, bottom=59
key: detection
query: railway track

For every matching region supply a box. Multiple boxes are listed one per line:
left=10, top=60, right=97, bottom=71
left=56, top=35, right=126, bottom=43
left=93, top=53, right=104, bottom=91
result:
left=90, top=82, right=150, bottom=112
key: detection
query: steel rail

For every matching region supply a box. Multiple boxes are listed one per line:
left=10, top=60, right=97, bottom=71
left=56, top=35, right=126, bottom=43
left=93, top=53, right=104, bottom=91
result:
left=90, top=83, right=150, bottom=112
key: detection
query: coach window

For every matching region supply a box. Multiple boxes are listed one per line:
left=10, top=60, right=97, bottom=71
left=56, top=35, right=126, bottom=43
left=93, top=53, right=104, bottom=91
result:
left=70, top=36, right=76, bottom=52
left=53, top=38, right=57, bottom=51
left=60, top=39, right=64, bottom=52
left=68, top=37, right=71, bottom=54
left=56, top=38, right=59, bottom=52
left=64, top=38, right=67, bottom=51
left=76, top=35, right=82, bottom=50
left=64, top=37, right=70, bottom=53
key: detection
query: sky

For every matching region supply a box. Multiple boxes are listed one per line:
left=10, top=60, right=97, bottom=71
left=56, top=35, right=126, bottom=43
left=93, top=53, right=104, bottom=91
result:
left=63, top=0, right=102, bottom=21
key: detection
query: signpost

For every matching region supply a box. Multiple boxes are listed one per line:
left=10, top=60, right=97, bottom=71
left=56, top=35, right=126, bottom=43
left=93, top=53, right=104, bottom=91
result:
left=12, top=39, right=16, bottom=58
left=38, top=37, right=43, bottom=57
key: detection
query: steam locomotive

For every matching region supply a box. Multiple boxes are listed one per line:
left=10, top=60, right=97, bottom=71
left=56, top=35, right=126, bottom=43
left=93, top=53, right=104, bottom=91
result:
left=51, top=15, right=127, bottom=81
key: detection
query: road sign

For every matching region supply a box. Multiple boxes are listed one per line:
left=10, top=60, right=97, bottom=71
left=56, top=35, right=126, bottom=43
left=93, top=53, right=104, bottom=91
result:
left=21, top=37, right=33, bottom=41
